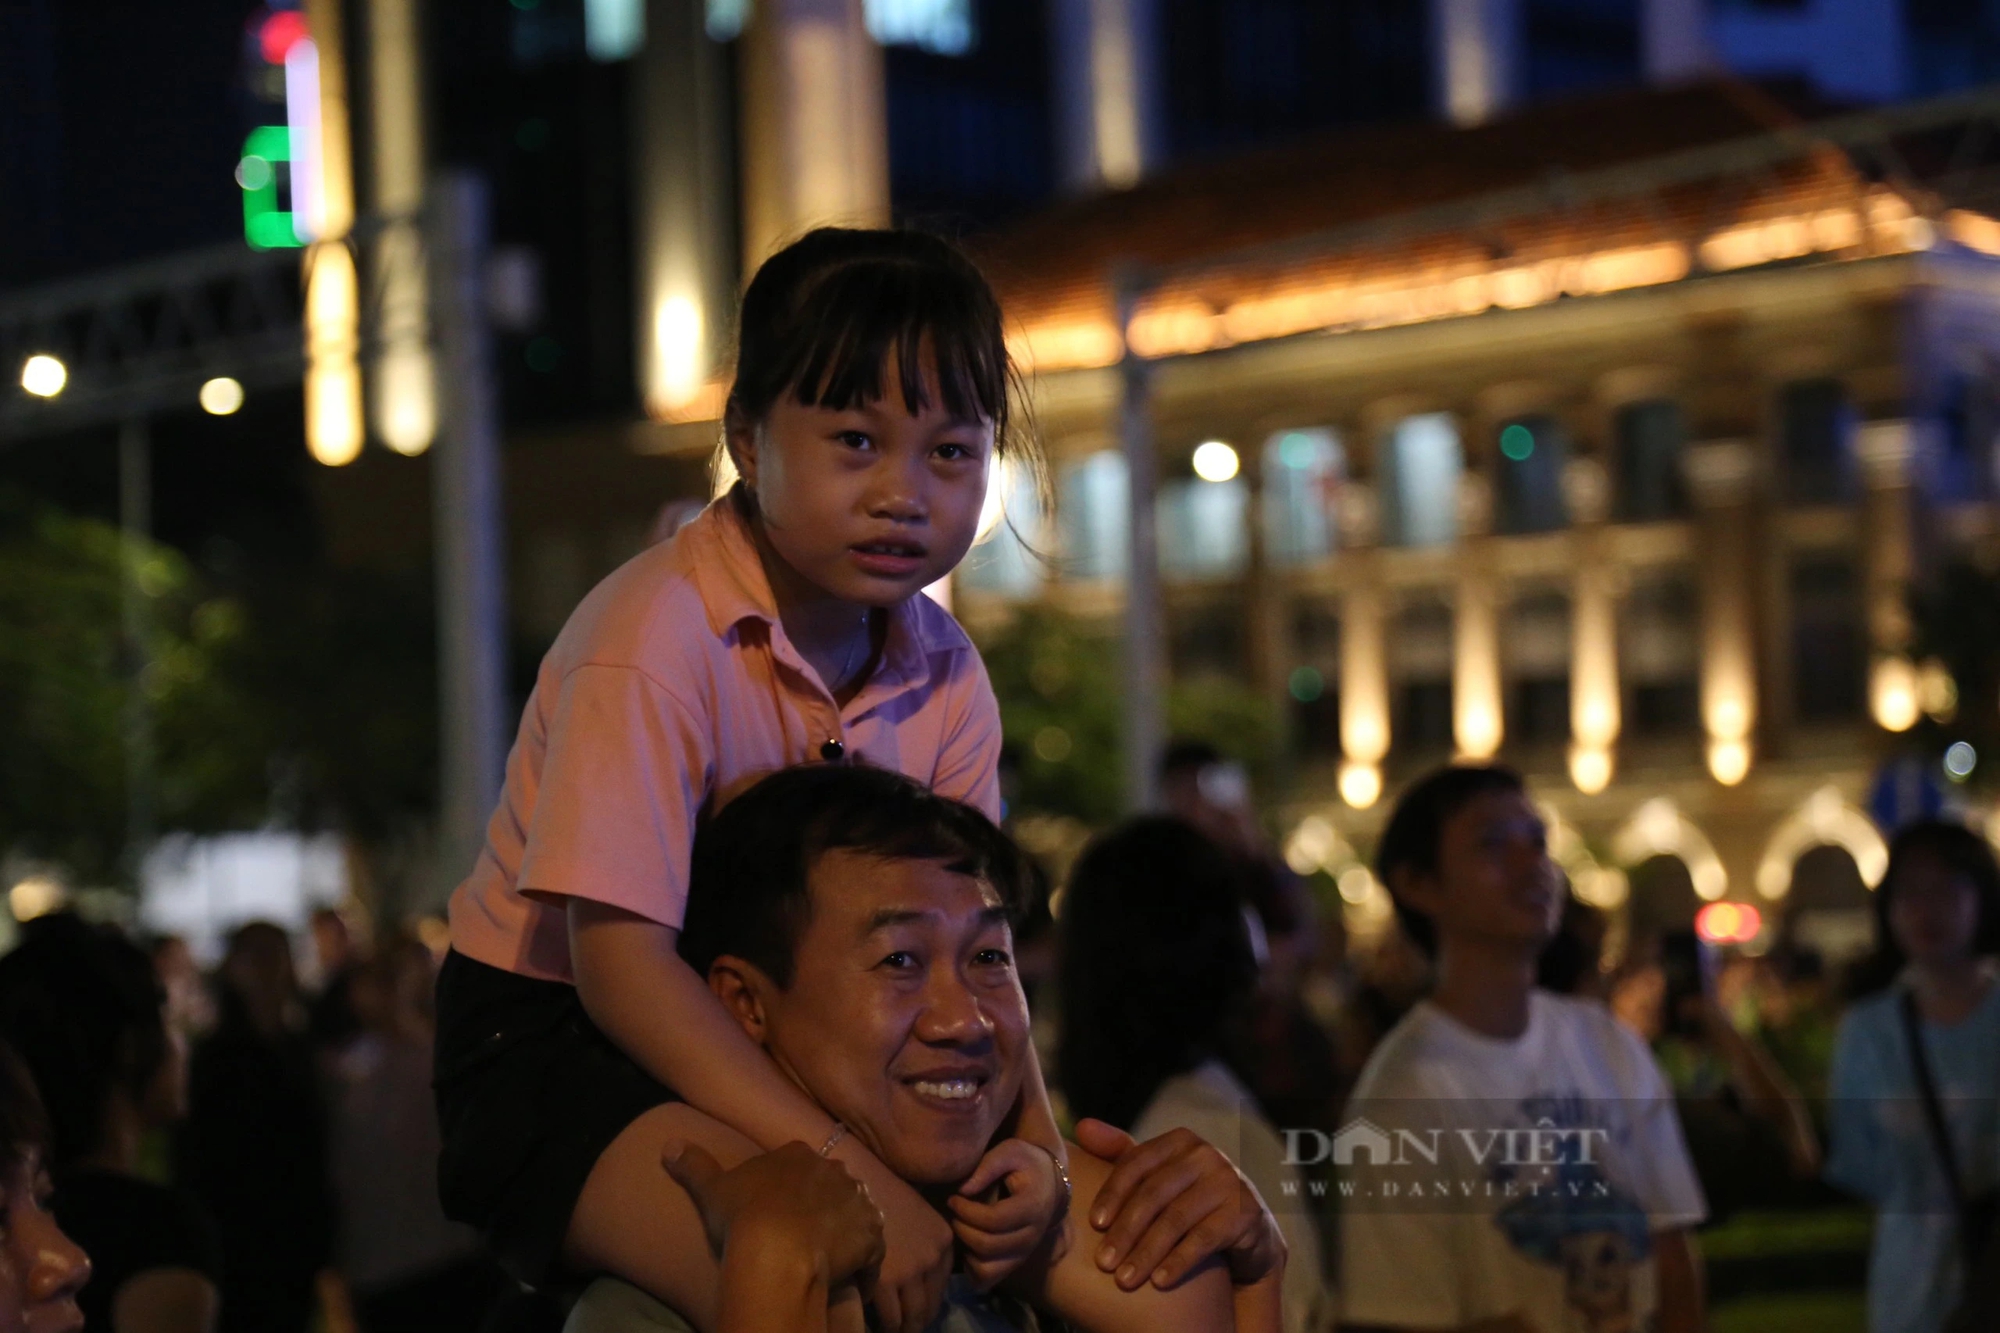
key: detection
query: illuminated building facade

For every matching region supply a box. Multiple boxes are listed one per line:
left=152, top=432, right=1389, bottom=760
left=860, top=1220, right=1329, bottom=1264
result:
left=957, top=81, right=2000, bottom=950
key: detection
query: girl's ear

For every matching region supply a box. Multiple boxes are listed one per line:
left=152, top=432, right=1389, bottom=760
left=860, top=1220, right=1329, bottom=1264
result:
left=706, top=957, right=773, bottom=1042
left=722, top=413, right=760, bottom=493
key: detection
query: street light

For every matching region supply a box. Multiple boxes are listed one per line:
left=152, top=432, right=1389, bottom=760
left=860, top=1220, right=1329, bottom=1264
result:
left=20, top=354, right=66, bottom=398
left=199, top=377, right=245, bottom=416
left=1192, top=439, right=1239, bottom=482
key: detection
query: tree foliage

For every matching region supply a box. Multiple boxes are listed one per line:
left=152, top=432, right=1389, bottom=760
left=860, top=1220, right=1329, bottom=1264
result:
left=975, top=605, right=1276, bottom=825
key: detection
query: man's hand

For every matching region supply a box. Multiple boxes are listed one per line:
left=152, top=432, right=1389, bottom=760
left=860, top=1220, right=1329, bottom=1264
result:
left=947, top=1136, right=1069, bottom=1289
left=1072, top=1119, right=1286, bottom=1291
left=662, top=1140, right=886, bottom=1287
left=839, top=1151, right=956, bottom=1333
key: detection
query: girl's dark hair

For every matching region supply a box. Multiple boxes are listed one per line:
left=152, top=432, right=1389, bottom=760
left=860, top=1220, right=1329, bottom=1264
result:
left=0, top=1041, right=50, bottom=1181
left=680, top=763, right=1033, bottom=990
left=1849, top=819, right=2000, bottom=994
left=724, top=227, right=1048, bottom=512
left=1375, top=764, right=1528, bottom=957
left=0, top=913, right=171, bottom=1166
left=1056, top=818, right=1259, bottom=1130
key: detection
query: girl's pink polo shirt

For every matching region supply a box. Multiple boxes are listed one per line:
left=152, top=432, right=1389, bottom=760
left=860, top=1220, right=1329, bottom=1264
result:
left=447, top=496, right=1004, bottom=983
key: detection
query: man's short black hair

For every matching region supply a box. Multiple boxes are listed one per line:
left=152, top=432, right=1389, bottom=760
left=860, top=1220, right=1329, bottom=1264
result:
left=679, top=763, right=1033, bottom=988
left=1374, top=764, right=1527, bottom=957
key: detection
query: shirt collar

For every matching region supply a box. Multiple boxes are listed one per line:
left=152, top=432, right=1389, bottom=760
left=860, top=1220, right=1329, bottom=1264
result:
left=686, top=489, right=967, bottom=695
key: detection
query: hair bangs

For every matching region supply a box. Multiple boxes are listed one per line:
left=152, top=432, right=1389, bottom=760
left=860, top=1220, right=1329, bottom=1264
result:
left=788, top=262, right=1008, bottom=430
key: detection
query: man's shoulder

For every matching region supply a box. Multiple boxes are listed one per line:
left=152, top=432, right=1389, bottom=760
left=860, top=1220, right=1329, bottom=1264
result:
left=1348, top=1005, right=1463, bottom=1102
left=1533, top=990, right=1671, bottom=1094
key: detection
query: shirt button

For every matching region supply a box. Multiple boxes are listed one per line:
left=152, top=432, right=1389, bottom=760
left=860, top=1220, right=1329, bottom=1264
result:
left=820, top=739, right=845, bottom=762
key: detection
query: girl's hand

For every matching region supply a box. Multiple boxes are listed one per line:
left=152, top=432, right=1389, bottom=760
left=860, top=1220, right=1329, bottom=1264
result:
left=1072, top=1119, right=1287, bottom=1291
left=662, top=1140, right=886, bottom=1287
left=946, top=1136, right=1068, bottom=1289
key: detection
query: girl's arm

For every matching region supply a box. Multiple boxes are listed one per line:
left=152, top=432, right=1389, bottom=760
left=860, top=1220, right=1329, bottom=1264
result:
left=571, top=901, right=951, bottom=1333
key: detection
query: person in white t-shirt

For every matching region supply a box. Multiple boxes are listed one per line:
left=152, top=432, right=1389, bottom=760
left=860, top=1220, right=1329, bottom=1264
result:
left=1339, top=766, right=1707, bottom=1333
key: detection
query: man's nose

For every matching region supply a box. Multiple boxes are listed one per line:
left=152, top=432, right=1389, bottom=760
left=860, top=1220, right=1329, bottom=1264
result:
left=915, top=973, right=995, bottom=1045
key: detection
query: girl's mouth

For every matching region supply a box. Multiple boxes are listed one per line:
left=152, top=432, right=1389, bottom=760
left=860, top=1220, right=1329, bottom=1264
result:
left=849, top=542, right=927, bottom=579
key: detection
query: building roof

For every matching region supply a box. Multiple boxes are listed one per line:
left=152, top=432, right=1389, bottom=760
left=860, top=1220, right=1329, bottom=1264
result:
left=973, top=80, right=1955, bottom=375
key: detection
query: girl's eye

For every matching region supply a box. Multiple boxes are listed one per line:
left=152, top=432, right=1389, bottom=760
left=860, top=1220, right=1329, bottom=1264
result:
left=935, top=442, right=976, bottom=461
left=837, top=431, right=874, bottom=450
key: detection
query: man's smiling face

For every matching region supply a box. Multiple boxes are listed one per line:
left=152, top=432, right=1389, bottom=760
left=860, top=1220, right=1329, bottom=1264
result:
left=741, top=849, right=1029, bottom=1188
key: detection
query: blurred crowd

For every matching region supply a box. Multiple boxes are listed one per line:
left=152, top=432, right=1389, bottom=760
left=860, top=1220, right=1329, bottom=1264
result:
left=0, top=907, right=513, bottom=1333
left=0, top=743, right=1990, bottom=1333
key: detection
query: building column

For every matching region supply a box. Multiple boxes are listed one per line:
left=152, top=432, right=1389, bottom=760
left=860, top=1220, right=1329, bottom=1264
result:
left=1686, top=440, right=1758, bottom=784
left=1859, top=419, right=1920, bottom=732
left=739, top=0, right=889, bottom=271
left=1453, top=469, right=1504, bottom=759
left=1241, top=437, right=1289, bottom=741
left=1049, top=0, right=1163, bottom=191
left=635, top=0, right=734, bottom=419
left=1431, top=0, right=1519, bottom=127
left=1338, top=549, right=1389, bottom=811
left=365, top=0, right=435, bottom=455
left=1566, top=455, right=1620, bottom=793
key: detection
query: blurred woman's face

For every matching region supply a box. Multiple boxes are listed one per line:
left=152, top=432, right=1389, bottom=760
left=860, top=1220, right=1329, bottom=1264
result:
left=0, top=1154, right=88, bottom=1333
left=1887, top=853, right=1982, bottom=970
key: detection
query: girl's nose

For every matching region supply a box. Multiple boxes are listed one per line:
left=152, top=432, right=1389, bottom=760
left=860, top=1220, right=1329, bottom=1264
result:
left=26, top=1219, right=90, bottom=1308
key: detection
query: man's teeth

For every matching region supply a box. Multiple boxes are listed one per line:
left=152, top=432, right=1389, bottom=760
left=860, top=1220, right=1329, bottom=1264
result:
left=911, top=1078, right=980, bottom=1100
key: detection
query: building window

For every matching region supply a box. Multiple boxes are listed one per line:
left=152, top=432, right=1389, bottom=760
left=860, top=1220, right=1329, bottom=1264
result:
left=1792, top=557, right=1865, bottom=721
left=1381, top=413, right=1462, bottom=548
left=1290, top=601, right=1341, bottom=758
left=1779, top=378, right=1856, bottom=504
left=1158, top=474, right=1248, bottom=579
left=1058, top=451, right=1128, bottom=581
left=1936, top=368, right=2000, bottom=503
left=958, top=462, right=1045, bottom=598
left=1506, top=592, right=1572, bottom=745
left=1622, top=576, right=1700, bottom=735
left=1392, top=599, right=1455, bottom=755
left=1495, top=414, right=1570, bottom=534
left=1615, top=399, right=1689, bottom=521
left=1263, top=429, right=1345, bottom=565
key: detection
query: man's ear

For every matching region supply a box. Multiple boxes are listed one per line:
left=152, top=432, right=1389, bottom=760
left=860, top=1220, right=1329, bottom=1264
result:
left=1392, top=864, right=1444, bottom=920
left=706, top=956, right=775, bottom=1043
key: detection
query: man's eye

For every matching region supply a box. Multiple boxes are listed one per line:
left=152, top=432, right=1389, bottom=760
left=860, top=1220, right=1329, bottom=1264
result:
left=973, top=948, right=1012, bottom=968
left=879, top=951, right=918, bottom=970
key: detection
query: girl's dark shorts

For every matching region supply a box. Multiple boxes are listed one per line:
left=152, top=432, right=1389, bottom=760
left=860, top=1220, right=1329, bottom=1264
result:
left=433, top=949, right=679, bottom=1288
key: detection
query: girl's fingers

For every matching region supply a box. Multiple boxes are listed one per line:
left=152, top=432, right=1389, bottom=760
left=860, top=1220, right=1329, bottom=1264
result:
left=949, top=1217, right=1041, bottom=1260
left=946, top=1193, right=1022, bottom=1231
left=956, top=1148, right=1023, bottom=1198
left=1085, top=1131, right=1189, bottom=1232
